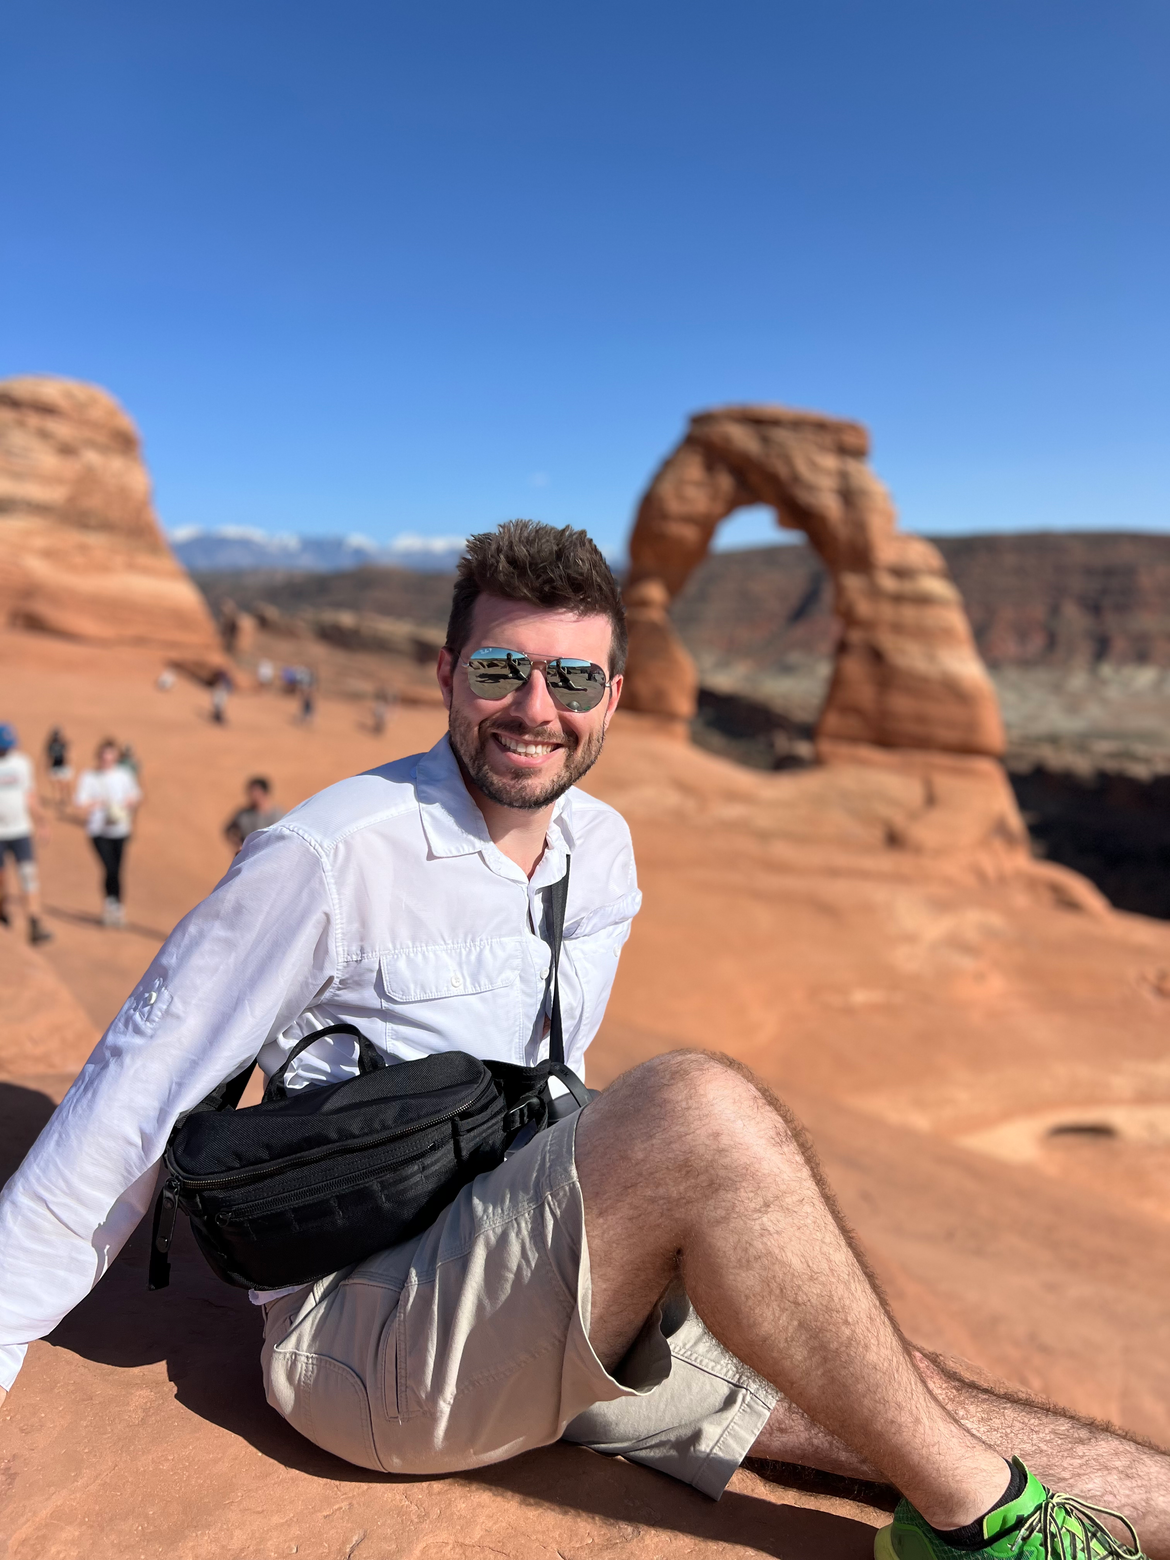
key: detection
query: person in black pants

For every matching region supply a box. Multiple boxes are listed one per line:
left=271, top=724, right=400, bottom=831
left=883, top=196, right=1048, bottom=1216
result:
left=93, top=835, right=126, bottom=902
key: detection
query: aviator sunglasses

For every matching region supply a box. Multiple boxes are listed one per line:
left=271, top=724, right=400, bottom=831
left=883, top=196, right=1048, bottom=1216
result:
left=462, top=647, right=611, bottom=713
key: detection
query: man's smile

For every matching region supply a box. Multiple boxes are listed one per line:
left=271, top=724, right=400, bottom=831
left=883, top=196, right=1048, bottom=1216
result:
left=490, top=730, right=567, bottom=762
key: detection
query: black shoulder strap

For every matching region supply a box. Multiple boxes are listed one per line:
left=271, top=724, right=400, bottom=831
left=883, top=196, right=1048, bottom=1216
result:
left=545, top=857, right=571, bottom=1068
left=202, top=1057, right=257, bottom=1114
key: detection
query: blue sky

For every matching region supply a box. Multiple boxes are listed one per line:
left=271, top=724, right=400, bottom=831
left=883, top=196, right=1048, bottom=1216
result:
left=3, top=2, right=1168, bottom=555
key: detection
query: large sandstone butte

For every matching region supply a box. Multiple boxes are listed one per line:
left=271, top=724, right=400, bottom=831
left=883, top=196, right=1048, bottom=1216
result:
left=0, top=376, right=219, bottom=651
left=623, top=405, right=1004, bottom=758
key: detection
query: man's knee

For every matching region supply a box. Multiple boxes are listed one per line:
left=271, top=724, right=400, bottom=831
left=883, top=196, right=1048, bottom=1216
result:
left=594, top=1049, right=798, bottom=1160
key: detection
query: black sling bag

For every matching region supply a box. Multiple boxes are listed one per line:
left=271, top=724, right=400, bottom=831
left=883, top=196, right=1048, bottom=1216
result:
left=148, top=861, right=593, bottom=1293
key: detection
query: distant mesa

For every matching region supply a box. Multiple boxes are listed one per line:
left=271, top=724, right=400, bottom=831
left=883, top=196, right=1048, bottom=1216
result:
left=0, top=375, right=219, bottom=651
left=622, top=404, right=1005, bottom=759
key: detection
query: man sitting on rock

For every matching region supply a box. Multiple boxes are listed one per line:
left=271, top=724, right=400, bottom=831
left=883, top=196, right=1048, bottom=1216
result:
left=0, top=522, right=1167, bottom=1560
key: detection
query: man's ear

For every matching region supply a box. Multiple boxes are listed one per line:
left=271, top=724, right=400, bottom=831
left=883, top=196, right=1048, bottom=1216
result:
left=602, top=672, right=623, bottom=729
left=436, top=648, right=455, bottom=711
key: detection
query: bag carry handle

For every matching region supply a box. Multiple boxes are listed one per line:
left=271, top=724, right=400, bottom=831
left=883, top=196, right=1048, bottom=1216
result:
left=264, top=1022, right=385, bottom=1103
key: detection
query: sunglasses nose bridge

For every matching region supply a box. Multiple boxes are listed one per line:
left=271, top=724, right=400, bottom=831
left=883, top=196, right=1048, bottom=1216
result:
left=512, top=658, right=560, bottom=719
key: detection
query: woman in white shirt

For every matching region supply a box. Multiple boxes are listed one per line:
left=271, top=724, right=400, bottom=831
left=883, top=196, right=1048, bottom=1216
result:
left=74, top=739, right=142, bottom=928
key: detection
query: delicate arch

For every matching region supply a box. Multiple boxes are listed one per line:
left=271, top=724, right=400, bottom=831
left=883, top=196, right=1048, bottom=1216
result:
left=622, top=405, right=1004, bottom=757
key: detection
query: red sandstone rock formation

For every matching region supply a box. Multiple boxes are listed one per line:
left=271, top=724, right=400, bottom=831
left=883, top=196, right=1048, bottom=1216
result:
left=0, top=376, right=219, bottom=651
left=624, top=405, right=1005, bottom=757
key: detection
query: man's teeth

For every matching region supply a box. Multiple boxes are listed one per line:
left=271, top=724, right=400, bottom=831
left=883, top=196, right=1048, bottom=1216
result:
left=495, top=733, right=561, bottom=757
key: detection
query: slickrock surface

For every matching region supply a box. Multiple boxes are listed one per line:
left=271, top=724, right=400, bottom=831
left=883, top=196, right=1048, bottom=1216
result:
left=622, top=406, right=1004, bottom=758
left=0, top=376, right=219, bottom=651
left=3, top=629, right=1170, bottom=1558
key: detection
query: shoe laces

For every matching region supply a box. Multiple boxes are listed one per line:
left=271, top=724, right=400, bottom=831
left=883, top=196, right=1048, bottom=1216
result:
left=1013, top=1491, right=1145, bottom=1560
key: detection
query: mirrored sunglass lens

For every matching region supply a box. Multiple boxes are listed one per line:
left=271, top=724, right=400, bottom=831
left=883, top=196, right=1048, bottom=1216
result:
left=547, top=659, right=607, bottom=711
left=466, top=650, right=531, bottom=699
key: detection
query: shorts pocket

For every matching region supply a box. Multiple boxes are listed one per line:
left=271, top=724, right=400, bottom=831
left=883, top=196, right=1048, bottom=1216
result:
left=379, top=1294, right=402, bottom=1424
left=299, top=1352, right=383, bottom=1472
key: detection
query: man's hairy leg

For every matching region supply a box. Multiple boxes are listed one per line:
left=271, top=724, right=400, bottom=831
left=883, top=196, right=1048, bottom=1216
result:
left=922, top=1353, right=1169, bottom=1555
left=575, top=1050, right=1010, bottom=1531
left=751, top=1356, right=1170, bottom=1556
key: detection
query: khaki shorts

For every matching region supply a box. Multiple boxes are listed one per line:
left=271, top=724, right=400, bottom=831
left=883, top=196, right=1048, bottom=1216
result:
left=261, top=1112, right=777, bottom=1497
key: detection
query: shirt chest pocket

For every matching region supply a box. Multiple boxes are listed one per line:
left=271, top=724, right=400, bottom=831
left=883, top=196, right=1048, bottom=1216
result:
left=380, top=937, right=524, bottom=1056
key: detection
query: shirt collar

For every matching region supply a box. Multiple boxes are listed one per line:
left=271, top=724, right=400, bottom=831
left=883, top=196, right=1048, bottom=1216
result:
left=416, top=735, right=577, bottom=879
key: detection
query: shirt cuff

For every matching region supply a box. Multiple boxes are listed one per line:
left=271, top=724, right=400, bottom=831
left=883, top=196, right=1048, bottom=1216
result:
left=0, top=1341, right=28, bottom=1393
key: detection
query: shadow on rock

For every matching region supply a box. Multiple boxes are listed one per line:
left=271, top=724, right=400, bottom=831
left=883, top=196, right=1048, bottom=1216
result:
left=44, top=901, right=172, bottom=941
left=0, top=1080, right=57, bottom=1181
left=462, top=1443, right=883, bottom=1559
left=46, top=1215, right=342, bottom=1475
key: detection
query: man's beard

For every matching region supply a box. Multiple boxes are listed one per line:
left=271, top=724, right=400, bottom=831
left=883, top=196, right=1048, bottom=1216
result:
left=449, top=709, right=607, bottom=811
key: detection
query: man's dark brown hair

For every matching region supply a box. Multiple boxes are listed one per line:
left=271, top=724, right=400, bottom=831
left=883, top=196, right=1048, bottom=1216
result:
left=446, top=520, right=628, bottom=675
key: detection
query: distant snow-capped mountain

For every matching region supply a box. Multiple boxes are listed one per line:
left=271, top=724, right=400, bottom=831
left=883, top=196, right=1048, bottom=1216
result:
left=169, top=527, right=465, bottom=574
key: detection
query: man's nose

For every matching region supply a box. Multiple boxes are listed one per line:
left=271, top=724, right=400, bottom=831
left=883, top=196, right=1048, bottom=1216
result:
left=510, top=664, right=560, bottom=725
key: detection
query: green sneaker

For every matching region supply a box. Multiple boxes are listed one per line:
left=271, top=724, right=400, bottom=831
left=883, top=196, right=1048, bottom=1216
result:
left=873, top=1458, right=1146, bottom=1560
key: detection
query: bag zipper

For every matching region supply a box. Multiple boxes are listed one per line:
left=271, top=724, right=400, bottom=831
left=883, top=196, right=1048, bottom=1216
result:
left=214, top=1147, right=444, bottom=1222
left=149, top=1175, right=181, bottom=1289
left=169, top=1074, right=498, bottom=1193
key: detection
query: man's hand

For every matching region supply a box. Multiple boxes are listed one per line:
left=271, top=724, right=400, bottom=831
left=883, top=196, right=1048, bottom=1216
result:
left=0, top=1385, right=8, bottom=1410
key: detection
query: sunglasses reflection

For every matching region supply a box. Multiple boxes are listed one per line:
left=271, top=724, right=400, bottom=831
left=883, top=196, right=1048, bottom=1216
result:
left=464, top=648, right=608, bottom=713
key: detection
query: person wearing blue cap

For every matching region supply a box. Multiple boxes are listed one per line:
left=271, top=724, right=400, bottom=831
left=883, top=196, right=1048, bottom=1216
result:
left=0, top=723, right=53, bottom=946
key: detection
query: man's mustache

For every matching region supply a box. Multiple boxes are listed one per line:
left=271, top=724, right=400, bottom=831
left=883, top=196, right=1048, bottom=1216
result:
left=478, top=718, right=576, bottom=752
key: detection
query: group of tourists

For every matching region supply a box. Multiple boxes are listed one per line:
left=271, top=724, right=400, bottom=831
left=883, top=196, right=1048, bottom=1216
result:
left=0, top=726, right=142, bottom=938
left=0, top=521, right=1165, bottom=1560
left=0, top=724, right=293, bottom=938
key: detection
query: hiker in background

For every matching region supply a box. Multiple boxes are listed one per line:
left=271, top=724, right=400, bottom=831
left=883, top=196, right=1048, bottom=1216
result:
left=256, top=658, right=275, bottom=692
left=210, top=669, right=232, bottom=725
left=371, top=684, right=397, bottom=736
left=45, top=728, right=72, bottom=810
left=224, top=776, right=284, bottom=855
left=74, top=739, right=142, bottom=929
left=297, top=666, right=316, bottom=725
left=0, top=724, right=53, bottom=946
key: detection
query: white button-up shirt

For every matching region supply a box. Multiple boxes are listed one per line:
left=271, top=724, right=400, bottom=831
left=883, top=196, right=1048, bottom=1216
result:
left=0, top=737, right=641, bottom=1391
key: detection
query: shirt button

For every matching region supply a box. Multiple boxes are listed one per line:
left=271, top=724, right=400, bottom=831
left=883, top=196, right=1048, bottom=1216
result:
left=450, top=974, right=463, bottom=989
left=540, top=966, right=550, bottom=980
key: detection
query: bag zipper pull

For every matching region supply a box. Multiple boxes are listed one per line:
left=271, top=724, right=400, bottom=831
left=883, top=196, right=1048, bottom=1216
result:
left=148, top=1177, right=180, bottom=1291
